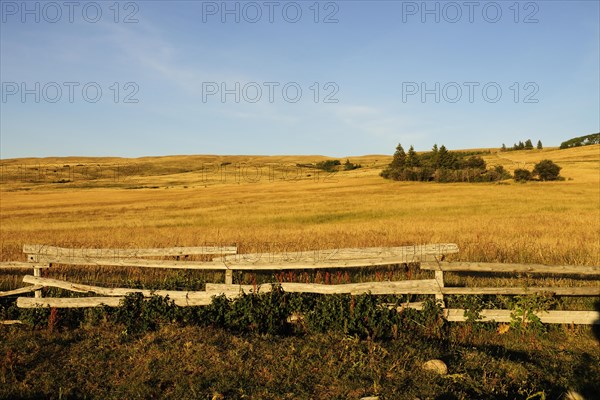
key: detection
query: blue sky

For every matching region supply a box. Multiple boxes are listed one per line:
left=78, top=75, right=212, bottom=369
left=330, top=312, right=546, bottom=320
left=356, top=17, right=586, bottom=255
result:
left=1, top=0, right=599, bottom=158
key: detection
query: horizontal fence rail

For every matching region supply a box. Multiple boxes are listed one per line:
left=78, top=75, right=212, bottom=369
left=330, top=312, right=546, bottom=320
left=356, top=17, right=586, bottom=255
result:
left=213, top=243, right=460, bottom=262
left=24, top=244, right=238, bottom=258
left=421, top=261, right=600, bottom=275
left=206, top=283, right=600, bottom=297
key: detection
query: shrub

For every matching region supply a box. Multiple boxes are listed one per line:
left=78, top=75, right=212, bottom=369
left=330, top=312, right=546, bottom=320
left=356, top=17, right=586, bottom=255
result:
left=343, top=159, right=361, bottom=171
left=463, top=156, right=486, bottom=169
left=315, top=160, right=341, bottom=172
left=533, top=160, right=561, bottom=181
left=513, top=169, right=532, bottom=182
left=113, top=293, right=177, bottom=336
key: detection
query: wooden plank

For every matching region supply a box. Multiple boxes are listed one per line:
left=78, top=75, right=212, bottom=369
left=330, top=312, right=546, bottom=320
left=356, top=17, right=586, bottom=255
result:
left=420, top=261, right=600, bottom=275
left=35, top=254, right=443, bottom=270
left=22, top=275, right=240, bottom=304
left=444, top=309, right=600, bottom=325
left=206, top=283, right=600, bottom=296
left=206, top=279, right=439, bottom=295
left=0, top=320, right=23, bottom=325
left=16, top=293, right=238, bottom=308
left=225, top=270, right=233, bottom=285
left=23, top=244, right=238, bottom=258
left=215, top=243, right=459, bottom=263
left=0, top=261, right=50, bottom=269
left=0, top=285, right=44, bottom=297
left=222, top=255, right=448, bottom=270
left=440, top=286, right=600, bottom=296
left=17, top=296, right=123, bottom=308
left=35, top=255, right=229, bottom=269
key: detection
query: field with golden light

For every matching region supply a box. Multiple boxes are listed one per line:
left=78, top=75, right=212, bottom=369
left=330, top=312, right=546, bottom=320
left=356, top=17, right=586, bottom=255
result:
left=1, top=145, right=598, bottom=267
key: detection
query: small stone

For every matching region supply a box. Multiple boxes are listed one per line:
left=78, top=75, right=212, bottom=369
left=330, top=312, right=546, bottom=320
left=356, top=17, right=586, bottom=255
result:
left=422, top=359, right=448, bottom=375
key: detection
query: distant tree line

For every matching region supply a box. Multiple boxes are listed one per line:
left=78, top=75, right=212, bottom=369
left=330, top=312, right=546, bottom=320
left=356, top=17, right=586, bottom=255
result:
left=298, top=159, right=362, bottom=173
left=381, top=144, right=563, bottom=183
left=501, top=139, right=543, bottom=151
left=559, top=133, right=600, bottom=149
left=380, top=144, right=511, bottom=183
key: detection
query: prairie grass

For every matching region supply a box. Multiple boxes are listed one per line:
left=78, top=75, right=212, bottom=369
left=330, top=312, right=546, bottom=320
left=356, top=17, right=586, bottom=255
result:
left=0, top=145, right=598, bottom=289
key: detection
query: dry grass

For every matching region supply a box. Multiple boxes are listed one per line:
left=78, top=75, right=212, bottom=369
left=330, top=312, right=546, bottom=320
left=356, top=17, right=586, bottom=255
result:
left=1, top=146, right=598, bottom=265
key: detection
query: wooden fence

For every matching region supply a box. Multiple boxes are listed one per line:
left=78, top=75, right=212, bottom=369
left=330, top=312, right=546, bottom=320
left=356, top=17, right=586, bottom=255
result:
left=1, top=243, right=599, bottom=325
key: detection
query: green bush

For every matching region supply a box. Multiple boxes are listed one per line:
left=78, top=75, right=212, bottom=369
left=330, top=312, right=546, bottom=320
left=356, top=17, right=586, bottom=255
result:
left=533, top=159, right=561, bottom=181
left=514, top=168, right=532, bottom=182
left=315, top=160, right=341, bottom=172
left=113, top=293, right=177, bottom=336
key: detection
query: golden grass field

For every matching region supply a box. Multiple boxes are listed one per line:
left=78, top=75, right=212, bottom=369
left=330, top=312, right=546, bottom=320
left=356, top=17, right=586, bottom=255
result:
left=1, top=145, right=598, bottom=269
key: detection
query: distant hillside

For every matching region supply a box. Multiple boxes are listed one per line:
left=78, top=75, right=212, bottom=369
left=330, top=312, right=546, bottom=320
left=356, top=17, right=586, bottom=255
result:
left=559, top=133, right=600, bottom=149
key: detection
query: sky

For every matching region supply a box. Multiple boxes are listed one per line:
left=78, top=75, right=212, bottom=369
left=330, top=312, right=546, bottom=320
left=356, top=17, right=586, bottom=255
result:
left=1, top=0, right=599, bottom=158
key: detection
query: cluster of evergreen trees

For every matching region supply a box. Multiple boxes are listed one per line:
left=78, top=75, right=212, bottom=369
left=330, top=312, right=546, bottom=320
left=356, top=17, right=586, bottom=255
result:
left=559, top=133, right=600, bottom=149
left=501, top=139, right=542, bottom=151
left=381, top=144, right=511, bottom=183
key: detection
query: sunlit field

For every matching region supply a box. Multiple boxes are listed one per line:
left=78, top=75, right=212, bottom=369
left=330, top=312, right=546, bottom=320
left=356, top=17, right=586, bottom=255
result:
left=1, top=145, right=598, bottom=267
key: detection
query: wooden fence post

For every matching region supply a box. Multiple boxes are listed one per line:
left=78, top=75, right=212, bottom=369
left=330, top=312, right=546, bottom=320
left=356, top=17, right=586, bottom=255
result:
left=27, top=253, right=44, bottom=299
left=434, top=267, right=445, bottom=306
left=33, top=266, right=42, bottom=299
left=225, top=269, right=233, bottom=285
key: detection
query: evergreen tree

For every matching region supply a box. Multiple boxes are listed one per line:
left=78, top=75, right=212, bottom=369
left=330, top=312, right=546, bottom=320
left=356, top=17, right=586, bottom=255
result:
left=406, top=145, right=420, bottom=167
left=501, top=143, right=507, bottom=151
left=536, top=140, right=543, bottom=149
left=438, top=145, right=454, bottom=169
left=390, top=144, right=406, bottom=169
left=431, top=144, right=440, bottom=168
left=525, top=139, right=534, bottom=149
left=518, top=141, right=525, bottom=150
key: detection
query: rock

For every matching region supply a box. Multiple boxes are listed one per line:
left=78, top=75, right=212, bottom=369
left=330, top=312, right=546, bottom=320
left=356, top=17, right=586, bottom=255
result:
left=422, top=359, right=448, bottom=375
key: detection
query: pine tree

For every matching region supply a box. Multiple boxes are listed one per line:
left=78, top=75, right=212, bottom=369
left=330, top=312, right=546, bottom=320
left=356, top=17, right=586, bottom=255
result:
left=501, top=143, right=507, bottom=151
left=438, top=145, right=452, bottom=168
left=431, top=144, right=440, bottom=168
left=518, top=141, right=525, bottom=150
left=525, top=139, right=534, bottom=149
left=390, top=144, right=406, bottom=169
left=536, top=140, right=543, bottom=149
left=406, top=145, right=420, bottom=167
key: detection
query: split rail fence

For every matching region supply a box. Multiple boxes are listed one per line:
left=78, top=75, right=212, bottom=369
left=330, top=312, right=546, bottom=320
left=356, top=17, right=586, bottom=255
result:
left=1, top=243, right=599, bottom=325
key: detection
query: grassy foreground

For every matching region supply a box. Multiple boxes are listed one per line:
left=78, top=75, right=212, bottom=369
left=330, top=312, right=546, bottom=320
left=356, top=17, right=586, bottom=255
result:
left=1, top=322, right=599, bottom=400
left=1, top=145, right=599, bottom=398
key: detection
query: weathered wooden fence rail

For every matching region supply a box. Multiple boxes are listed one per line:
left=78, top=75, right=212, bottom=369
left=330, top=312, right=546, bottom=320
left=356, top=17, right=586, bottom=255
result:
left=2, top=243, right=599, bottom=325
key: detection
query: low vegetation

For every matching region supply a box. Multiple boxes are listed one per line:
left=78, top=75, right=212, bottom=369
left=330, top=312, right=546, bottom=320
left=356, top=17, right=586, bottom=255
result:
left=1, top=290, right=599, bottom=399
